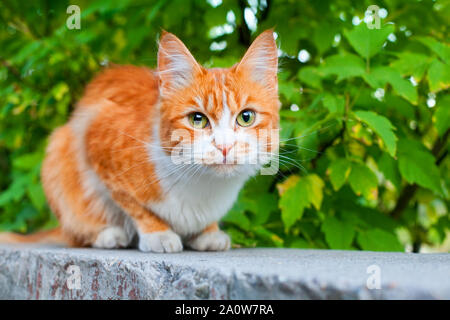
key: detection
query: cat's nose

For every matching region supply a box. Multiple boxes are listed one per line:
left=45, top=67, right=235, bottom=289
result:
left=216, top=144, right=234, bottom=157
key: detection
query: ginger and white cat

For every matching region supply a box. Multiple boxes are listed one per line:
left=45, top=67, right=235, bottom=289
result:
left=1, top=30, right=280, bottom=252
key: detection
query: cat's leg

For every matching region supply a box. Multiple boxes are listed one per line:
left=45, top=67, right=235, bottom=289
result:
left=186, top=223, right=231, bottom=251
left=42, top=125, right=134, bottom=249
left=111, top=190, right=183, bottom=253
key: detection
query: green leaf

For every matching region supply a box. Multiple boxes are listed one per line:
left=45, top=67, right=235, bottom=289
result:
left=348, top=162, right=378, bottom=200
left=363, top=67, right=418, bottom=104
left=0, top=174, right=30, bottom=206
left=244, top=192, right=278, bottom=226
left=390, top=52, right=431, bottom=81
left=397, top=139, right=442, bottom=195
left=308, top=174, right=325, bottom=210
left=344, top=23, right=394, bottom=59
left=322, top=94, right=345, bottom=115
left=340, top=208, right=399, bottom=232
left=234, top=177, right=277, bottom=226
left=296, top=130, right=319, bottom=160
left=279, top=180, right=309, bottom=229
left=378, top=153, right=401, bottom=190
left=13, top=152, right=42, bottom=170
left=418, top=37, right=450, bottom=64
left=252, top=226, right=284, bottom=247
left=279, top=80, right=301, bottom=104
left=222, top=194, right=252, bottom=231
left=290, top=238, right=313, bottom=249
left=319, top=53, right=365, bottom=82
left=354, top=110, right=397, bottom=157
left=328, top=158, right=352, bottom=191
left=298, top=66, right=322, bottom=89
left=321, top=216, right=355, bottom=249
left=226, top=227, right=256, bottom=247
left=279, top=120, right=296, bottom=142
left=312, top=22, right=334, bottom=54
left=357, top=229, right=403, bottom=251
left=279, top=174, right=324, bottom=229
left=433, top=95, right=450, bottom=137
left=427, top=59, right=450, bottom=93
left=27, top=184, right=46, bottom=211
left=51, top=82, right=69, bottom=101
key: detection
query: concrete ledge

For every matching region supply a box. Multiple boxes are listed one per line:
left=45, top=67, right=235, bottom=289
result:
left=0, top=245, right=449, bottom=299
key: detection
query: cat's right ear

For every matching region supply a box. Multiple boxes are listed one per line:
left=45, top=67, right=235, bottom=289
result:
left=157, top=31, right=202, bottom=96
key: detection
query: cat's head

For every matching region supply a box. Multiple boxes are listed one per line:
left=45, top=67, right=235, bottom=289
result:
left=156, top=30, right=279, bottom=178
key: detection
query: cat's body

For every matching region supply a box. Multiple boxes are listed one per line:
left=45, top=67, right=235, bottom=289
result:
left=1, top=30, right=280, bottom=252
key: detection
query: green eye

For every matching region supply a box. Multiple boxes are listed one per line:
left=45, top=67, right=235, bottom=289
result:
left=236, top=110, right=255, bottom=127
left=189, top=112, right=209, bottom=129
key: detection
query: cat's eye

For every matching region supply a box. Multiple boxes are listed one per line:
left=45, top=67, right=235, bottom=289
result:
left=188, top=112, right=209, bottom=129
left=236, top=110, right=256, bottom=127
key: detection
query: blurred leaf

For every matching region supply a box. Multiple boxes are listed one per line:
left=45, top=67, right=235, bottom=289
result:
left=348, top=162, right=378, bottom=200
left=328, top=158, right=352, bottom=191
left=418, top=37, right=450, bottom=64
left=0, top=175, right=30, bottom=206
left=253, top=226, right=284, bottom=247
left=322, top=94, right=345, bottom=115
left=390, top=52, right=430, bottom=82
left=279, top=174, right=324, bottom=229
left=12, top=152, right=42, bottom=170
left=312, top=22, right=334, bottom=54
left=357, top=229, right=403, bottom=251
left=363, top=67, right=418, bottom=104
left=321, top=216, right=355, bottom=249
left=427, top=59, right=450, bottom=93
left=27, top=183, right=46, bottom=211
left=433, top=95, right=450, bottom=137
left=378, top=153, right=401, bottom=190
left=354, top=110, right=397, bottom=157
left=298, top=66, right=322, bottom=89
left=319, top=53, right=365, bottom=82
left=398, top=139, right=442, bottom=195
left=344, top=24, right=394, bottom=59
left=222, top=201, right=252, bottom=231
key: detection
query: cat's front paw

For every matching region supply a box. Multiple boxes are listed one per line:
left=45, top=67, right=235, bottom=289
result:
left=138, top=230, right=183, bottom=253
left=187, top=230, right=231, bottom=251
left=93, top=226, right=129, bottom=249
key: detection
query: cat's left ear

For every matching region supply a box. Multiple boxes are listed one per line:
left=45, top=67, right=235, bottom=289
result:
left=157, top=30, right=202, bottom=95
left=235, top=29, right=278, bottom=91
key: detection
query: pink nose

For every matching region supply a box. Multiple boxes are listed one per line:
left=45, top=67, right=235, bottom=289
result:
left=216, top=144, right=233, bottom=157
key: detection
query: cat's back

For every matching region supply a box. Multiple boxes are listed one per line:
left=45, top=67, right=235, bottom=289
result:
left=78, top=65, right=160, bottom=110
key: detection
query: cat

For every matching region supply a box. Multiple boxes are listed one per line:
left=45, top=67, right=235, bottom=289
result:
left=0, top=30, right=280, bottom=252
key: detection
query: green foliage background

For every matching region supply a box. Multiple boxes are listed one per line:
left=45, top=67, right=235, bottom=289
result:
left=0, top=0, right=449, bottom=252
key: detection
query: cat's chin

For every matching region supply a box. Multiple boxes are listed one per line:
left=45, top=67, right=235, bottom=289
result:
left=206, top=163, right=258, bottom=178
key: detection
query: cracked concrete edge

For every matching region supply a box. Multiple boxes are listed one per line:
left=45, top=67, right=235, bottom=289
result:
left=0, top=245, right=449, bottom=300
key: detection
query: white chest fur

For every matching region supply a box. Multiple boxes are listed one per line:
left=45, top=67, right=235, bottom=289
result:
left=148, top=166, right=246, bottom=237
left=147, top=125, right=248, bottom=237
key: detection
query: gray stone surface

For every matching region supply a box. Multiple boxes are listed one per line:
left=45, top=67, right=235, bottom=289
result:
left=0, top=244, right=449, bottom=299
